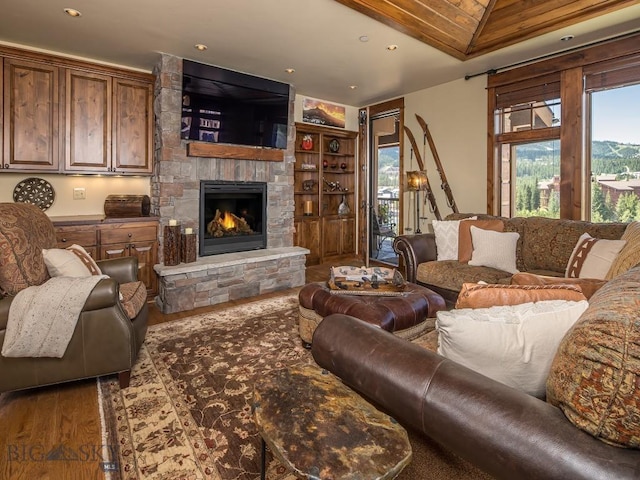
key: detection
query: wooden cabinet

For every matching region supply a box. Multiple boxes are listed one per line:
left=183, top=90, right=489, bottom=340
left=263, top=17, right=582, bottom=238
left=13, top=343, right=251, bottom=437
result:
left=64, top=70, right=111, bottom=172
left=294, top=217, right=321, bottom=265
left=322, top=217, right=355, bottom=259
left=100, top=222, right=158, bottom=296
left=294, top=123, right=357, bottom=264
left=2, top=58, right=60, bottom=171
left=0, top=46, right=154, bottom=175
left=112, top=78, right=153, bottom=174
left=52, top=217, right=159, bottom=299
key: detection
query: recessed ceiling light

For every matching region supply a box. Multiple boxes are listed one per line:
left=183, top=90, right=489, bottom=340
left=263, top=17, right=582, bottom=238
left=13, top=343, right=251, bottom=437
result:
left=285, top=68, right=295, bottom=74
left=387, top=44, right=398, bottom=51
left=194, top=44, right=208, bottom=51
left=349, top=85, right=358, bottom=90
left=560, top=35, right=575, bottom=42
left=359, top=35, right=369, bottom=42
left=63, top=8, right=82, bottom=17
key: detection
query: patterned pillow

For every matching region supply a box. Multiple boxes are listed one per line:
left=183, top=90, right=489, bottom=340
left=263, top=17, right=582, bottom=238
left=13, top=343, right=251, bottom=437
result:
left=606, top=222, right=640, bottom=279
left=432, top=217, right=478, bottom=261
left=565, top=233, right=626, bottom=279
left=547, top=266, right=640, bottom=447
left=66, top=244, right=102, bottom=275
left=0, top=203, right=58, bottom=296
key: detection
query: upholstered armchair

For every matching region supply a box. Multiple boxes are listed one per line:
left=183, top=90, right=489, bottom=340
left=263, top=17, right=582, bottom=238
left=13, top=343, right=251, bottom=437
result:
left=0, top=202, right=148, bottom=393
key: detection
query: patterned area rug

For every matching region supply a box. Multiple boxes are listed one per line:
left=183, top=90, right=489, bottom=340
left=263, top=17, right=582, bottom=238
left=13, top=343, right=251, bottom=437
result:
left=99, top=293, right=492, bottom=480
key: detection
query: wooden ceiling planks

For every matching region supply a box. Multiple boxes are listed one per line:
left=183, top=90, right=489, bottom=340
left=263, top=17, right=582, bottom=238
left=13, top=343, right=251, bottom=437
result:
left=334, top=0, right=638, bottom=60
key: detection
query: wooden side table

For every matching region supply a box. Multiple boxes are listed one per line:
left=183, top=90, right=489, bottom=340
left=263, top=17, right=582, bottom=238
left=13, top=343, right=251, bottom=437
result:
left=253, top=365, right=412, bottom=480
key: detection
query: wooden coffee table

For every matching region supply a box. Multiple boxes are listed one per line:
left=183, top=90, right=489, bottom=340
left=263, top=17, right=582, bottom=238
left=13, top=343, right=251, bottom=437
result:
left=253, top=365, right=412, bottom=480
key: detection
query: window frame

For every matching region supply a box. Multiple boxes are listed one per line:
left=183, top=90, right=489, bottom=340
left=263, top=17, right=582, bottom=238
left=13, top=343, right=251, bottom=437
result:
left=487, top=33, right=640, bottom=220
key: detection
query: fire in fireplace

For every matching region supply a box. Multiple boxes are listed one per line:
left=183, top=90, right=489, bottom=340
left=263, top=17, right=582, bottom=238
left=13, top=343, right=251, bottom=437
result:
left=199, top=181, right=267, bottom=256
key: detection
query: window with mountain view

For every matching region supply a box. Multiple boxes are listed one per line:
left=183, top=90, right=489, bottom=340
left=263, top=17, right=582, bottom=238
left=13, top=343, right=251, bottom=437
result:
left=588, top=83, right=640, bottom=223
left=489, top=36, right=640, bottom=221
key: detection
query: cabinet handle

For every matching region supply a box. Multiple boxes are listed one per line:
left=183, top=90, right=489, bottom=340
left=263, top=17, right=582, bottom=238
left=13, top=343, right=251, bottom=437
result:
left=128, top=233, right=133, bottom=237
left=61, top=238, right=67, bottom=243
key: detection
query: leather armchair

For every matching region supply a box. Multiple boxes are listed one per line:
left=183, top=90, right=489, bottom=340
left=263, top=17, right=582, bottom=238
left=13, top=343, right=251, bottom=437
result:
left=0, top=202, right=148, bottom=393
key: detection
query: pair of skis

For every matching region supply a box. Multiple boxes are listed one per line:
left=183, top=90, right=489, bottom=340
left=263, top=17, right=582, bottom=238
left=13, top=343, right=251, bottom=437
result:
left=403, top=114, right=459, bottom=221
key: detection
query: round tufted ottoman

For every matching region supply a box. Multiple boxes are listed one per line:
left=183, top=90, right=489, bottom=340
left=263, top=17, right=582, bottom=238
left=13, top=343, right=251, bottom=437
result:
left=298, top=282, right=446, bottom=346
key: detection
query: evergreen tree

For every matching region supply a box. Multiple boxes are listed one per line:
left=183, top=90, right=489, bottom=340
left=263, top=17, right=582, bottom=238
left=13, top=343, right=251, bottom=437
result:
left=591, top=182, right=608, bottom=221
left=532, top=178, right=540, bottom=210
left=616, top=193, right=640, bottom=222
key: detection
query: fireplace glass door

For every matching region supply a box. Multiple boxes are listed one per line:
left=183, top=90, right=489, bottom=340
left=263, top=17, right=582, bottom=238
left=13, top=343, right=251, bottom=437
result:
left=200, top=181, right=267, bottom=256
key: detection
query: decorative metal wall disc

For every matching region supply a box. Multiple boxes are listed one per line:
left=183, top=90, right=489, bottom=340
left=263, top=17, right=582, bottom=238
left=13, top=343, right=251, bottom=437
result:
left=13, top=177, right=56, bottom=211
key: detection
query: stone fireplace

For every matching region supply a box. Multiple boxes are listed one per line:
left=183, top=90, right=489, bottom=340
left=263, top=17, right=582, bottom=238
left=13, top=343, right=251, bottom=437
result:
left=151, top=54, right=308, bottom=313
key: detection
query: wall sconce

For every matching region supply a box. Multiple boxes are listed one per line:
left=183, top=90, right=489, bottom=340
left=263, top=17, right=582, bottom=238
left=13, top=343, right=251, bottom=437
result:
left=406, top=171, right=428, bottom=233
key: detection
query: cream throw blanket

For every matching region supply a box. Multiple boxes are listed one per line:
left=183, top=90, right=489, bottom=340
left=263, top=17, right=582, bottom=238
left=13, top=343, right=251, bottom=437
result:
left=1, top=275, right=106, bottom=358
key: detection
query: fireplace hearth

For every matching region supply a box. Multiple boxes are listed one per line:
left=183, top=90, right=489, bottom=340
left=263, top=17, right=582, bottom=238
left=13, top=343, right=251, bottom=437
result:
left=199, top=181, right=267, bottom=256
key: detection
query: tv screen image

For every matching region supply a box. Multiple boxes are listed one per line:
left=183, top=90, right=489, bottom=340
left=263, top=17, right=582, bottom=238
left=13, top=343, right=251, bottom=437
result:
left=182, top=60, right=290, bottom=150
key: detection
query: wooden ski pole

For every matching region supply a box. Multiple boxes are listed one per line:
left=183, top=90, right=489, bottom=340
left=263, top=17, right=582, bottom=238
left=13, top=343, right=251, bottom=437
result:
left=415, top=114, right=459, bottom=213
left=403, top=126, right=442, bottom=221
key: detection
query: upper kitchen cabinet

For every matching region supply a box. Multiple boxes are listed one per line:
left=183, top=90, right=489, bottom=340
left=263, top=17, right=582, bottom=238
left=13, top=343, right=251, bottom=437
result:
left=2, top=59, right=61, bottom=171
left=0, top=46, right=154, bottom=175
left=64, top=74, right=153, bottom=174
left=111, top=78, right=153, bottom=174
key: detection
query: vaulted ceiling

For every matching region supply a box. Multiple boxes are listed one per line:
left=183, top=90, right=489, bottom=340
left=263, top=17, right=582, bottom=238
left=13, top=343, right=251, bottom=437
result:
left=335, top=0, right=638, bottom=60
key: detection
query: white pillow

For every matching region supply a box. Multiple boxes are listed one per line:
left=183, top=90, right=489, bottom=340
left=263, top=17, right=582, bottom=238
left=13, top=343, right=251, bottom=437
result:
left=468, top=226, right=520, bottom=274
left=432, top=217, right=477, bottom=261
left=565, top=232, right=626, bottom=279
left=436, top=300, right=589, bottom=398
left=43, top=245, right=99, bottom=277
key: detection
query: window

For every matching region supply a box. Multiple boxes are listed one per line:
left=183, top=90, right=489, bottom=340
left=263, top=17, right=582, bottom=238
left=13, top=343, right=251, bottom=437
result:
left=488, top=34, right=640, bottom=220
left=586, top=62, right=640, bottom=222
left=492, top=75, right=560, bottom=217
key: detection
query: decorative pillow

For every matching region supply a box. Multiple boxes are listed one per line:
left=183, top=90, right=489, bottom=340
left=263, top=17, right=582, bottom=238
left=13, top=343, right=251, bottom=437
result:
left=66, top=244, right=102, bottom=275
left=455, top=282, right=586, bottom=309
left=432, top=217, right=477, bottom=261
left=547, top=266, right=640, bottom=447
left=437, top=300, right=589, bottom=398
left=468, top=227, right=520, bottom=274
left=510, top=272, right=606, bottom=299
left=606, top=221, right=640, bottom=279
left=43, top=247, right=98, bottom=277
left=565, top=232, right=626, bottom=279
left=458, top=219, right=504, bottom=263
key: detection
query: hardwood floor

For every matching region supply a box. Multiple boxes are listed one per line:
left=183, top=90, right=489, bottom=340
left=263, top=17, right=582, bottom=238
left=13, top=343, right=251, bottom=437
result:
left=0, top=258, right=367, bottom=479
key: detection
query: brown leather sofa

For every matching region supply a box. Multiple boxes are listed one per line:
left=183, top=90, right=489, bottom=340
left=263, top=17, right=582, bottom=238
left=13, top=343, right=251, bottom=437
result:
left=311, top=267, right=640, bottom=479
left=0, top=202, right=148, bottom=393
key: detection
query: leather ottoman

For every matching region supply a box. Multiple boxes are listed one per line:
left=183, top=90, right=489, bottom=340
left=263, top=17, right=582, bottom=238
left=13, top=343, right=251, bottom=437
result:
left=298, top=282, right=446, bottom=346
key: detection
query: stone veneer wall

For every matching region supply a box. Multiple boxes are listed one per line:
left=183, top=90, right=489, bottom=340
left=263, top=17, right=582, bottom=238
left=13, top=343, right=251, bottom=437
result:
left=151, top=54, right=306, bottom=313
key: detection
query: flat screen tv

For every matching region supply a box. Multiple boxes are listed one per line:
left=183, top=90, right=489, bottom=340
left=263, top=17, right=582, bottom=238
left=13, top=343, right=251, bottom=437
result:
left=182, top=60, right=290, bottom=149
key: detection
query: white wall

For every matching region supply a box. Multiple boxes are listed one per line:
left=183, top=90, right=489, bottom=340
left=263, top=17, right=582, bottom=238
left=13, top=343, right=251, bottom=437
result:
left=0, top=174, right=150, bottom=217
left=402, top=75, right=488, bottom=232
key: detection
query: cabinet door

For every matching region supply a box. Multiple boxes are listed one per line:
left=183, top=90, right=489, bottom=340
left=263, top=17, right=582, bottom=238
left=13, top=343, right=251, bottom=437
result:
left=112, top=78, right=153, bottom=174
left=65, top=70, right=111, bottom=172
left=128, top=240, right=158, bottom=296
left=322, top=218, right=342, bottom=258
left=3, top=59, right=60, bottom=170
left=341, top=217, right=356, bottom=255
left=295, top=218, right=321, bottom=265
